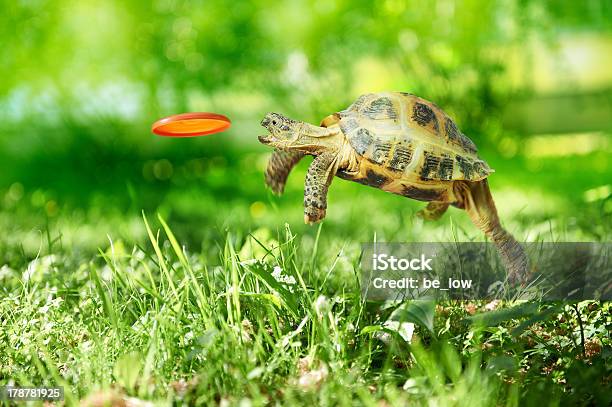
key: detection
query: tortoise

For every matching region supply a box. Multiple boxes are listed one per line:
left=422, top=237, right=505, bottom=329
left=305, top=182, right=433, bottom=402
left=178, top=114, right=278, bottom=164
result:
left=258, top=92, right=527, bottom=281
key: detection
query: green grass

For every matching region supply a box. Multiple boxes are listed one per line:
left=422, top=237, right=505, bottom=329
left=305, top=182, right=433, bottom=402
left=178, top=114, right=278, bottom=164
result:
left=0, top=207, right=610, bottom=405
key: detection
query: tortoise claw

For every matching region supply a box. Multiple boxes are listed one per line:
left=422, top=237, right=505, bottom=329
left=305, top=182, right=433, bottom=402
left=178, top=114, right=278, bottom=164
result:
left=304, top=207, right=326, bottom=224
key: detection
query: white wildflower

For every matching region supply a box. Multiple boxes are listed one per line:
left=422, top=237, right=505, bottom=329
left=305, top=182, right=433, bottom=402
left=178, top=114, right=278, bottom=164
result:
left=81, top=340, right=93, bottom=352
left=485, top=300, right=501, bottom=311
left=133, top=248, right=146, bottom=261
left=41, top=255, right=56, bottom=267
left=0, top=265, right=14, bottom=280
left=271, top=265, right=296, bottom=287
left=22, top=262, right=36, bottom=282
left=247, top=367, right=264, bottom=381
left=101, top=265, right=113, bottom=281
left=271, top=266, right=282, bottom=279
left=382, top=320, right=415, bottom=343
left=240, top=319, right=253, bottom=343
left=238, top=398, right=252, bottom=407
left=314, top=295, right=330, bottom=318
left=297, top=361, right=328, bottom=390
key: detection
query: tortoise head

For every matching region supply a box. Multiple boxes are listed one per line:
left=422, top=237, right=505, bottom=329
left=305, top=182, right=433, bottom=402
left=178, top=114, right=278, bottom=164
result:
left=259, top=112, right=336, bottom=153
left=258, top=113, right=302, bottom=149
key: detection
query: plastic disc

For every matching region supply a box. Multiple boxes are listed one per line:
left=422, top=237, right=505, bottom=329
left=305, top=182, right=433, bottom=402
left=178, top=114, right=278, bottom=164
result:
left=152, top=112, right=231, bottom=137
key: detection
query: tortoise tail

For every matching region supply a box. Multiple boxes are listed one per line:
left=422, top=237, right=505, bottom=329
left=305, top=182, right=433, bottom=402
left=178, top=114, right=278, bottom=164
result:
left=454, top=179, right=529, bottom=283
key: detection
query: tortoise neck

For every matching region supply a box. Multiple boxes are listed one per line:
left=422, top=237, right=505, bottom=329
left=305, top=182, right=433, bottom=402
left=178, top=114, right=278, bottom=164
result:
left=300, top=122, right=335, bottom=137
left=293, top=122, right=340, bottom=154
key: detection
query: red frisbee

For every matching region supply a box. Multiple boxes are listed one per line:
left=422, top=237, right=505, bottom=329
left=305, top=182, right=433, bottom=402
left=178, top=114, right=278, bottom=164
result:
left=152, top=112, right=231, bottom=137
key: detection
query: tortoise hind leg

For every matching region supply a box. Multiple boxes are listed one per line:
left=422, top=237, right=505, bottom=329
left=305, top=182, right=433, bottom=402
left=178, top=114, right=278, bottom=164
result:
left=454, top=179, right=528, bottom=283
left=265, top=149, right=305, bottom=194
left=417, top=202, right=449, bottom=220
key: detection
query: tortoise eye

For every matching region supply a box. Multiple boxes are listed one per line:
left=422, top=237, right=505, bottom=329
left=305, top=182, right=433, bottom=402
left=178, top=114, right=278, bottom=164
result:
left=272, top=120, right=277, bottom=125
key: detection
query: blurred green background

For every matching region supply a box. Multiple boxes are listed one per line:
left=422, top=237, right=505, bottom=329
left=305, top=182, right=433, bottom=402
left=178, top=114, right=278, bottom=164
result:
left=1, top=0, right=611, bottom=263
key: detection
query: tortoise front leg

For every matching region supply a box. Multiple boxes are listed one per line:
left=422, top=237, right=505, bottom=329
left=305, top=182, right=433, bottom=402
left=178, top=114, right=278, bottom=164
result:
left=304, top=152, right=337, bottom=224
left=265, top=149, right=305, bottom=194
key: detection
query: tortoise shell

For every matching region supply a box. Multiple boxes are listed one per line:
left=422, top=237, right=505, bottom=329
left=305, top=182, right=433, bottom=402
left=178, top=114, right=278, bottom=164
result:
left=331, top=92, right=492, bottom=182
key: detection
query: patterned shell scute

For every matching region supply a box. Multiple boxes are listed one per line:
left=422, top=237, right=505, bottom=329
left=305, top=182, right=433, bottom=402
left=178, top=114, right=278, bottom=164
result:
left=443, top=116, right=477, bottom=154
left=351, top=128, right=373, bottom=155
left=363, top=97, right=397, bottom=120
left=412, top=102, right=439, bottom=132
left=339, top=92, right=492, bottom=182
left=388, top=141, right=413, bottom=171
